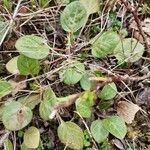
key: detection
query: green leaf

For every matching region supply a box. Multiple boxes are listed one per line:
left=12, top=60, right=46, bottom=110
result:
left=80, top=0, right=100, bottom=15
left=75, top=91, right=95, bottom=118
left=2, top=101, right=32, bottom=131
left=99, top=82, right=117, bottom=100
left=57, top=121, right=84, bottom=150
left=91, top=31, right=120, bottom=58
left=39, top=88, right=57, bottom=120
left=60, top=1, right=88, bottom=32
left=39, top=101, right=53, bottom=120
left=90, top=119, right=109, bottom=143
left=114, top=38, right=144, bottom=63
left=0, top=20, right=8, bottom=45
left=24, top=126, right=40, bottom=149
left=4, top=139, right=13, bottom=150
left=0, top=80, right=12, bottom=98
left=18, top=94, right=41, bottom=109
left=15, top=35, right=49, bottom=59
left=80, top=74, right=92, bottom=90
left=17, top=55, right=40, bottom=75
left=60, top=61, right=85, bottom=85
left=6, top=56, right=19, bottom=74
left=103, top=116, right=127, bottom=139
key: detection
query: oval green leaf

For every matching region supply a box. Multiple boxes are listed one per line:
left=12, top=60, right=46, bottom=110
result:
left=24, top=126, right=40, bottom=149
left=103, top=116, right=127, bottom=139
left=0, top=80, right=12, bottom=98
left=39, top=88, right=57, bottom=120
left=92, top=31, right=120, bottom=58
left=2, top=101, right=32, bottom=131
left=6, top=56, right=19, bottom=74
left=99, top=82, right=117, bottom=100
left=80, top=74, right=92, bottom=90
left=15, top=35, right=49, bottom=59
left=60, top=61, right=85, bottom=85
left=17, top=55, right=40, bottom=75
left=57, top=121, right=84, bottom=150
left=60, top=1, right=88, bottom=32
left=114, top=38, right=144, bottom=63
left=75, top=91, right=95, bottom=118
left=39, top=101, right=53, bottom=121
left=90, top=119, right=109, bottom=143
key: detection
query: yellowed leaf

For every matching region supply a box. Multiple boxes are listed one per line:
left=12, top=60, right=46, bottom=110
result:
left=24, top=126, right=40, bottom=149
left=129, top=18, right=150, bottom=45
left=6, top=56, right=19, bottom=74
left=117, top=101, right=140, bottom=124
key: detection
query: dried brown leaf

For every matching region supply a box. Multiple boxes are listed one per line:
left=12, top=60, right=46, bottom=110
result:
left=129, top=18, right=150, bottom=45
left=117, top=101, right=141, bottom=124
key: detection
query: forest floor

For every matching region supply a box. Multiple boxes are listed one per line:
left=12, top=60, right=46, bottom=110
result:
left=0, top=0, right=150, bottom=150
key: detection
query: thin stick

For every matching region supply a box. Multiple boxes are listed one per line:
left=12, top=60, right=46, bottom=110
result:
left=75, top=111, right=98, bottom=149
left=89, top=73, right=150, bottom=82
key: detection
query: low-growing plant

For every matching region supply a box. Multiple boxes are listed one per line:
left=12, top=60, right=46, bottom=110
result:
left=0, top=0, right=146, bottom=149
